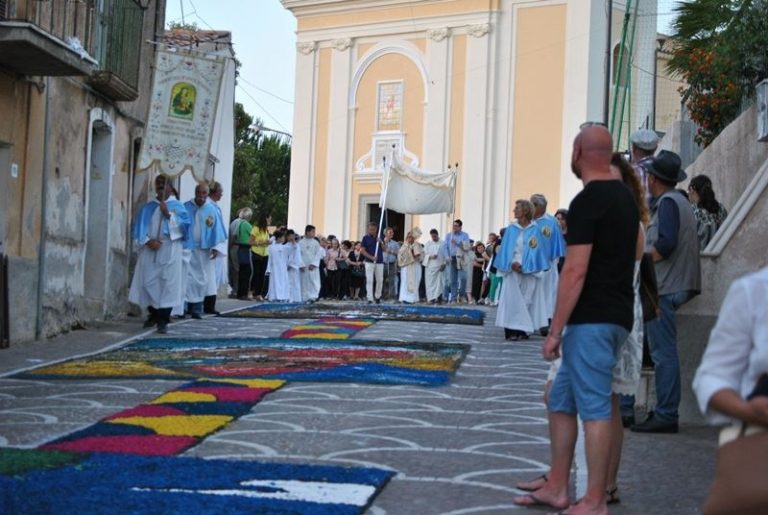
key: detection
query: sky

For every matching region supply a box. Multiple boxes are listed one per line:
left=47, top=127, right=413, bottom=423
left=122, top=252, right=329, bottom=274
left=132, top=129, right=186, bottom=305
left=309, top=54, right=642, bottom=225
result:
left=165, top=0, right=297, bottom=135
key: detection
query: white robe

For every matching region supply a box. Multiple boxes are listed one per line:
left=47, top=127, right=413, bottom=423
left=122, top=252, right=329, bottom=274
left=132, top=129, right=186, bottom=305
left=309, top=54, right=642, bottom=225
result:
left=494, top=232, right=547, bottom=333
left=422, top=239, right=444, bottom=301
left=185, top=207, right=217, bottom=303
left=266, top=243, right=290, bottom=301
left=212, top=201, right=229, bottom=291
left=128, top=203, right=184, bottom=310
left=287, top=242, right=303, bottom=303
left=299, top=237, right=324, bottom=301
left=398, top=242, right=423, bottom=304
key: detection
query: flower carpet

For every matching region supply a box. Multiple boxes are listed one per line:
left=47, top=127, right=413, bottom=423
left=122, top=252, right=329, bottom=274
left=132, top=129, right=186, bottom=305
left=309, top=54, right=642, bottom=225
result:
left=221, top=302, right=486, bottom=325
left=14, top=336, right=469, bottom=386
left=39, top=378, right=284, bottom=456
left=0, top=448, right=394, bottom=514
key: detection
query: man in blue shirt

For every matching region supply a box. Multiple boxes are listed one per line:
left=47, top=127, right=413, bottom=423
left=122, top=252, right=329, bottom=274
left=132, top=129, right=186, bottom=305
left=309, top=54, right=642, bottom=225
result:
left=442, top=219, right=470, bottom=303
left=360, top=222, right=384, bottom=303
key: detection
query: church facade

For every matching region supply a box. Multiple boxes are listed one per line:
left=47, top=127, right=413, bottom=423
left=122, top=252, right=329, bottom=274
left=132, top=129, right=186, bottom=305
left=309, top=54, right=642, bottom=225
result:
left=281, top=0, right=659, bottom=240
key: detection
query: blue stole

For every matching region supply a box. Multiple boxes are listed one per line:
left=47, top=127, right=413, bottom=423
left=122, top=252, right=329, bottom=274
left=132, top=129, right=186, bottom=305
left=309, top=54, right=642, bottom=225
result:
left=536, top=213, right=566, bottom=260
left=132, top=196, right=190, bottom=245
left=495, top=221, right=549, bottom=274
left=184, top=199, right=227, bottom=250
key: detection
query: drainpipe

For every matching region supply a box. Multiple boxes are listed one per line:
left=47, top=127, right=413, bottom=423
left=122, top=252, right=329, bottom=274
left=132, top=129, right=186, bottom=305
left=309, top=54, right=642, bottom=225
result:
left=603, top=0, right=613, bottom=125
left=35, top=77, right=51, bottom=340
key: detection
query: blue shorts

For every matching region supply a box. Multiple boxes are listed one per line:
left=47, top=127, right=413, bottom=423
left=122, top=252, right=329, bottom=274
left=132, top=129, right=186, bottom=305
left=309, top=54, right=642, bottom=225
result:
left=548, top=323, right=629, bottom=421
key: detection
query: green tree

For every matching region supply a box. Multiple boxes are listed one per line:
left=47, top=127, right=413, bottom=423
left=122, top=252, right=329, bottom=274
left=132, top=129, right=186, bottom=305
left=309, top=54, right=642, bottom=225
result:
left=667, top=0, right=768, bottom=146
left=231, top=103, right=291, bottom=224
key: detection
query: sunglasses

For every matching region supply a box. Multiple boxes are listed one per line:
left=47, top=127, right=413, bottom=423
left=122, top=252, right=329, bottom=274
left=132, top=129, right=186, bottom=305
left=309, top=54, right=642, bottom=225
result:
left=579, top=121, right=608, bottom=129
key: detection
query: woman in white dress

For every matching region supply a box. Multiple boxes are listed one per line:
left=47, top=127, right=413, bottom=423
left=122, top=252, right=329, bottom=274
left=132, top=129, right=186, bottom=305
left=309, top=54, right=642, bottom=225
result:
left=398, top=227, right=423, bottom=304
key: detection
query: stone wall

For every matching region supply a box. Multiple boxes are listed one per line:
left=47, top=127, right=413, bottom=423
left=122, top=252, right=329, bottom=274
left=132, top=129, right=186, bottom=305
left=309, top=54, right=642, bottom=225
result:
left=658, top=104, right=768, bottom=424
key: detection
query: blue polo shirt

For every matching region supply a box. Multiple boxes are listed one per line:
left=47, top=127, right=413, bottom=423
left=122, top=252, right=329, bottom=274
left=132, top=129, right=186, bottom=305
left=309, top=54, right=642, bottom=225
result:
left=361, top=234, right=384, bottom=263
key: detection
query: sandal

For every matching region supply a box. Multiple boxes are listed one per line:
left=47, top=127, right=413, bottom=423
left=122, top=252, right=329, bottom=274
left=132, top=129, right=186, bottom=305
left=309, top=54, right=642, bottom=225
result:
left=516, top=473, right=548, bottom=492
left=606, top=486, right=620, bottom=504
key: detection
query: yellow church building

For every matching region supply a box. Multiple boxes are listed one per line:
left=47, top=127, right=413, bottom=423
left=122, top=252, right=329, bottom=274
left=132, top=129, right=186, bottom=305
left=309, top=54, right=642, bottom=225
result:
left=281, top=0, right=661, bottom=240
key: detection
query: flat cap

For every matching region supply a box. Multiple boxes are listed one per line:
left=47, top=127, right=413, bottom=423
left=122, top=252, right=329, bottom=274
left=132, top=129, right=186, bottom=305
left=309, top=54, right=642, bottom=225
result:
left=630, top=128, right=659, bottom=151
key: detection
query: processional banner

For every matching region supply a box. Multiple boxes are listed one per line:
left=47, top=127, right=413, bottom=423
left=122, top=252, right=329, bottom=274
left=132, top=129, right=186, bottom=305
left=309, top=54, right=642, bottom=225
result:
left=381, top=153, right=457, bottom=214
left=138, top=49, right=224, bottom=180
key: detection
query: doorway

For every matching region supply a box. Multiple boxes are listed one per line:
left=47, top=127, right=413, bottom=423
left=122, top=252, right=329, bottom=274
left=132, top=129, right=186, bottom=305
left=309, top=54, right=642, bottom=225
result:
left=83, top=120, right=113, bottom=302
left=367, top=204, right=405, bottom=241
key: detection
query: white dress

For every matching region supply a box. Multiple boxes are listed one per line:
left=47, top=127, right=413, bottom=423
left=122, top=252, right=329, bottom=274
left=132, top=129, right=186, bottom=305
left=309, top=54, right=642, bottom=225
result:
left=547, top=259, right=642, bottom=394
left=494, top=232, right=546, bottom=334
left=398, top=242, right=423, bottom=304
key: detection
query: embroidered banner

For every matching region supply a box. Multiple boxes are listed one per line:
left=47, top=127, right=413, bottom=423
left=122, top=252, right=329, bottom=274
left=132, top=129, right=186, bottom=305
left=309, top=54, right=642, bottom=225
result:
left=138, top=49, right=224, bottom=180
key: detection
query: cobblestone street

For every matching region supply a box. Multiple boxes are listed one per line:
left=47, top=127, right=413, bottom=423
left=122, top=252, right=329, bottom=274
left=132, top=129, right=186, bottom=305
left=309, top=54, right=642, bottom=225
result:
left=0, top=300, right=717, bottom=514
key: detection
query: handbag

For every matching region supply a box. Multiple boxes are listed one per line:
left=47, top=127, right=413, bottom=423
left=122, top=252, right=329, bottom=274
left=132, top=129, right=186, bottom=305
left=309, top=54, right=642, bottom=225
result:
left=702, top=374, right=768, bottom=515
left=639, top=253, right=659, bottom=322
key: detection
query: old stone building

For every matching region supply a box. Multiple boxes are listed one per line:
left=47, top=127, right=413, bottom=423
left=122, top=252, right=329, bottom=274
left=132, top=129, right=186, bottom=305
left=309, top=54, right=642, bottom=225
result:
left=0, top=0, right=167, bottom=342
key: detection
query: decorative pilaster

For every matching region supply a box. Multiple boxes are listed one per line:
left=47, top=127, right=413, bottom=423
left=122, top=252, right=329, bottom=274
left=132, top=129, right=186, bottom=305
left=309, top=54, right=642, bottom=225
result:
left=427, top=27, right=450, bottom=42
left=332, top=38, right=352, bottom=51
left=467, top=23, right=490, bottom=38
left=296, top=41, right=317, bottom=55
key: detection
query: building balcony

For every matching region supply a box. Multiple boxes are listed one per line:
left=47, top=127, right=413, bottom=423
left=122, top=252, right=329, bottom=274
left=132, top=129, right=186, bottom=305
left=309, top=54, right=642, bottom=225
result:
left=0, top=0, right=97, bottom=76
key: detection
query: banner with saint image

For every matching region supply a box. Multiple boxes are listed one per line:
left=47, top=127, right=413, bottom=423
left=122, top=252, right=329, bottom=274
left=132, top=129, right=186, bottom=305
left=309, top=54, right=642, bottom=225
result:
left=138, top=49, right=224, bottom=180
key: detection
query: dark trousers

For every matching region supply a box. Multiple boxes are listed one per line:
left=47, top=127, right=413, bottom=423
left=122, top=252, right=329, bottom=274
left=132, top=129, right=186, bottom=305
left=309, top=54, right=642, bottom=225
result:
left=148, top=306, right=172, bottom=328
left=251, top=253, right=268, bottom=297
left=237, top=247, right=253, bottom=298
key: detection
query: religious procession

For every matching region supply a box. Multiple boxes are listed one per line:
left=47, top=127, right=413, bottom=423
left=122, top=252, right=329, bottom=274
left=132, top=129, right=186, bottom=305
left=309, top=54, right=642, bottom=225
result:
left=2, top=0, right=768, bottom=514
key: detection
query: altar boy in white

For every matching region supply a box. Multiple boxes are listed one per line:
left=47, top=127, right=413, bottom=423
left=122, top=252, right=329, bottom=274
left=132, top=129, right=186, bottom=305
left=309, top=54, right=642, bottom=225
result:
left=299, top=225, right=324, bottom=302
left=183, top=183, right=227, bottom=318
left=129, top=175, right=190, bottom=334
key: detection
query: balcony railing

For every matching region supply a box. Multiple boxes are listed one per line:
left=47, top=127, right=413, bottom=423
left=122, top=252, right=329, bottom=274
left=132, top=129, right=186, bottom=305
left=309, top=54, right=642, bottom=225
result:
left=90, top=0, right=145, bottom=100
left=0, top=0, right=97, bottom=75
left=1, top=0, right=96, bottom=50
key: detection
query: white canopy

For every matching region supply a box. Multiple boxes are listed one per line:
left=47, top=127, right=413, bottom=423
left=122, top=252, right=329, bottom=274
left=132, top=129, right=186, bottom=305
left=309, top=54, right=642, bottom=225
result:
left=381, top=153, right=457, bottom=215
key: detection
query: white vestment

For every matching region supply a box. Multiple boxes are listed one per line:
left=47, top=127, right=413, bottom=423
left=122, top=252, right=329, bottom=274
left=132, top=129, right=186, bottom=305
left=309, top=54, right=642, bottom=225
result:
left=494, top=232, right=547, bottom=333
left=128, top=200, right=184, bottom=309
left=422, top=239, right=444, bottom=301
left=185, top=207, right=216, bottom=303
left=266, top=243, right=290, bottom=301
left=299, top=237, right=324, bottom=301
left=286, top=242, right=303, bottom=302
left=398, top=242, right=423, bottom=304
left=212, top=201, right=229, bottom=290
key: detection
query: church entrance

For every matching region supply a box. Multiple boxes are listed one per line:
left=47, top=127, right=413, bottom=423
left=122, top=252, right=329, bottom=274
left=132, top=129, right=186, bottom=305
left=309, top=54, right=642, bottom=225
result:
left=366, top=204, right=405, bottom=241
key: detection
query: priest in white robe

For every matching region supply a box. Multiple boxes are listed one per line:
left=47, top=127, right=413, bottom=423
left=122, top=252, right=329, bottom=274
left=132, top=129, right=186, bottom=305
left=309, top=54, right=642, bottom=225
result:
left=129, top=175, right=190, bottom=334
left=183, top=183, right=227, bottom=319
left=299, top=224, right=324, bottom=302
left=423, top=229, right=446, bottom=303
left=398, top=227, right=424, bottom=303
left=494, top=199, right=550, bottom=340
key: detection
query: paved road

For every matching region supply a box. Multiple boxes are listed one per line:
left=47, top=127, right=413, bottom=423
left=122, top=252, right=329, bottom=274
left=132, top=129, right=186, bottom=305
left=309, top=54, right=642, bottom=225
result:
left=0, top=299, right=717, bottom=514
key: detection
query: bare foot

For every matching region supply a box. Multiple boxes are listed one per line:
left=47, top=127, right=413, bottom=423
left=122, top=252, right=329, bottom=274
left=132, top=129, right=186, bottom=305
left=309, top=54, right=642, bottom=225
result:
left=555, top=498, right=609, bottom=515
